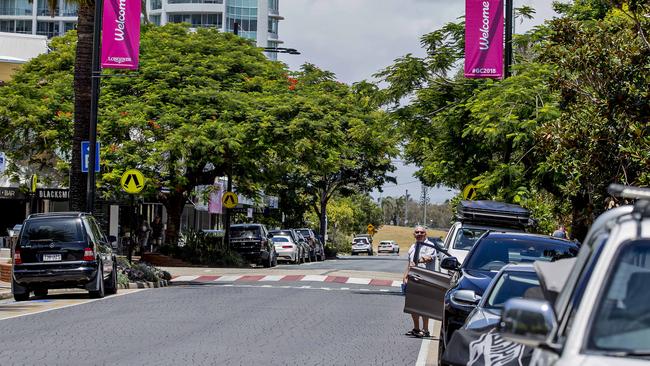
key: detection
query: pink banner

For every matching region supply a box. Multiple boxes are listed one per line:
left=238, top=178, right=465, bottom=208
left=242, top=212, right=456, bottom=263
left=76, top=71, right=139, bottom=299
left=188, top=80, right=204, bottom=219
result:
left=464, top=0, right=504, bottom=79
left=100, top=0, right=141, bottom=69
left=208, top=183, right=224, bottom=214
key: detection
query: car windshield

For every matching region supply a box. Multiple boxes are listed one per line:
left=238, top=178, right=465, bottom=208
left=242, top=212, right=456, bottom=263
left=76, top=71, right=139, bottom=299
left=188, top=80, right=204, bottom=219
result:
left=230, top=226, right=261, bottom=238
left=464, top=236, right=578, bottom=271
left=453, top=228, right=487, bottom=250
left=588, top=240, right=650, bottom=353
left=21, top=218, right=83, bottom=243
left=354, top=239, right=368, bottom=244
left=380, top=242, right=392, bottom=246
left=486, top=271, right=541, bottom=308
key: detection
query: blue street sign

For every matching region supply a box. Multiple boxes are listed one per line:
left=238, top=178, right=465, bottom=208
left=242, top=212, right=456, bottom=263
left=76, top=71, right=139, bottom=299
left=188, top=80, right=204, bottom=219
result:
left=81, top=141, right=100, bottom=173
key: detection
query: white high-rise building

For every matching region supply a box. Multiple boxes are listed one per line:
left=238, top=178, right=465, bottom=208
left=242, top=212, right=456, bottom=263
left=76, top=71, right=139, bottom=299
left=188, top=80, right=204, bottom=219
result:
left=0, top=0, right=282, bottom=59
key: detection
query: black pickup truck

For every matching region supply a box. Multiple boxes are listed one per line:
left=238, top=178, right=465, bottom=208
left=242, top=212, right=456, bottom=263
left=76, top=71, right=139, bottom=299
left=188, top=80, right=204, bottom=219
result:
left=229, top=224, right=277, bottom=267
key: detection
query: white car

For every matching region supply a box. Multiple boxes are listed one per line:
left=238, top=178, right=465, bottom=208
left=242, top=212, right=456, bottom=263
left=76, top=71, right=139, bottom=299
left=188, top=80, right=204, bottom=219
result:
left=271, top=235, right=300, bottom=264
left=351, top=237, right=373, bottom=255
left=499, top=184, right=650, bottom=366
left=378, top=240, right=399, bottom=254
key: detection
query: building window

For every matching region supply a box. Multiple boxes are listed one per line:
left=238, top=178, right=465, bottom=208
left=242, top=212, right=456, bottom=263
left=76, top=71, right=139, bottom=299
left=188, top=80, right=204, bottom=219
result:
left=0, top=19, right=32, bottom=33
left=267, top=18, right=277, bottom=34
left=268, top=0, right=278, bottom=14
left=0, top=0, right=32, bottom=15
left=63, top=22, right=76, bottom=33
left=61, top=1, right=77, bottom=16
left=16, top=19, right=32, bottom=33
left=226, top=0, right=258, bottom=40
left=36, top=21, right=60, bottom=38
left=37, top=0, right=58, bottom=16
left=150, top=14, right=161, bottom=26
left=150, top=0, right=161, bottom=10
left=168, top=13, right=223, bottom=28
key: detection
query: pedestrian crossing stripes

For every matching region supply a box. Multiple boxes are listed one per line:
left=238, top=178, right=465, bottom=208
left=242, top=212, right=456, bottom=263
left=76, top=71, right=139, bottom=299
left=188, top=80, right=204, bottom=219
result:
left=170, top=275, right=402, bottom=288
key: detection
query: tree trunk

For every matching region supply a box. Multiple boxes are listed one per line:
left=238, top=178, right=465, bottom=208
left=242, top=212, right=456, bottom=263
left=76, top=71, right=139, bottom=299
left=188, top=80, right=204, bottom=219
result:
left=163, top=192, right=185, bottom=245
left=319, top=190, right=328, bottom=243
left=570, top=192, right=593, bottom=242
left=70, top=3, right=94, bottom=211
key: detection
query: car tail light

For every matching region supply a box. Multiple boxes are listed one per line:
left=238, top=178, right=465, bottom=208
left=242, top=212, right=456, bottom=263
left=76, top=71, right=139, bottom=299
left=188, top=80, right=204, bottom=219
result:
left=83, top=247, right=95, bottom=261
left=13, top=248, right=22, bottom=265
left=282, top=245, right=293, bottom=249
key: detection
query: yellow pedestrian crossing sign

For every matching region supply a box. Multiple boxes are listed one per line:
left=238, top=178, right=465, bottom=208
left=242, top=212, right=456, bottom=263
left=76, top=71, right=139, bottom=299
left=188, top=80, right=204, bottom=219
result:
left=463, top=184, right=478, bottom=200
left=222, top=191, right=238, bottom=209
left=367, top=224, right=375, bottom=235
left=121, top=169, right=145, bottom=194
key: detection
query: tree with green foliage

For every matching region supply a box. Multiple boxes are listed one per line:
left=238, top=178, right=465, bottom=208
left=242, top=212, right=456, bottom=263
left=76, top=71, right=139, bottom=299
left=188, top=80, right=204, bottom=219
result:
left=265, top=64, right=398, bottom=239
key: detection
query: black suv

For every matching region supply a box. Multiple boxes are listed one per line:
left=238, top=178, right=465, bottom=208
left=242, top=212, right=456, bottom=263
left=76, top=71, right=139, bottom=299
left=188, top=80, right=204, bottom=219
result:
left=12, top=212, right=118, bottom=301
left=229, top=224, right=277, bottom=267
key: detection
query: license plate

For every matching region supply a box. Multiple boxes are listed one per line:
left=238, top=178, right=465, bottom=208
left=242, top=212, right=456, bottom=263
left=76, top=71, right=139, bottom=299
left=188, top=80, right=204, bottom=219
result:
left=43, top=254, right=62, bottom=262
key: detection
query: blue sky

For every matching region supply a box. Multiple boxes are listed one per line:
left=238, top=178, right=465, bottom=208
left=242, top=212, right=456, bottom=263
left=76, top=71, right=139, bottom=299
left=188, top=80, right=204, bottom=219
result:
left=278, top=0, right=559, bottom=203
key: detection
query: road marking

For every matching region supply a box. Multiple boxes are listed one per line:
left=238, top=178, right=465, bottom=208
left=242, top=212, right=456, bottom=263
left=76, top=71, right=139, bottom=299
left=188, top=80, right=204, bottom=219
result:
left=0, top=289, right=146, bottom=322
left=392, top=280, right=403, bottom=287
left=346, top=277, right=371, bottom=285
left=181, top=283, right=402, bottom=294
left=215, top=275, right=242, bottom=282
left=260, top=275, right=284, bottom=281
left=301, top=275, right=328, bottom=282
left=171, top=275, right=199, bottom=282
left=415, top=321, right=436, bottom=366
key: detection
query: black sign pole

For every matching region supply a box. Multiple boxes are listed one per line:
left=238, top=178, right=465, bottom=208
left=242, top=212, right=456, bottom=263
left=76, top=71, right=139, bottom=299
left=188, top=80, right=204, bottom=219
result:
left=224, top=174, right=232, bottom=250
left=86, top=0, right=104, bottom=214
left=504, top=0, right=513, bottom=78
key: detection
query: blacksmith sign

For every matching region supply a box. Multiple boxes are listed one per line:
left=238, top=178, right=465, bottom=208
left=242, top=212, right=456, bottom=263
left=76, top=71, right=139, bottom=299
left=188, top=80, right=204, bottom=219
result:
left=36, top=188, right=70, bottom=201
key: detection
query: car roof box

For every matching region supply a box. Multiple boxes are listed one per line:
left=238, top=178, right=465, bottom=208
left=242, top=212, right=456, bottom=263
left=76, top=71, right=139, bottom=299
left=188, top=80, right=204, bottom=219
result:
left=456, top=200, right=532, bottom=228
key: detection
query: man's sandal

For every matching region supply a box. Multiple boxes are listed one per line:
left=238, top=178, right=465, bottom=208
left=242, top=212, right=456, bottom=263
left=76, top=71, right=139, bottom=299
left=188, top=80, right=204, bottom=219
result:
left=405, top=328, right=421, bottom=336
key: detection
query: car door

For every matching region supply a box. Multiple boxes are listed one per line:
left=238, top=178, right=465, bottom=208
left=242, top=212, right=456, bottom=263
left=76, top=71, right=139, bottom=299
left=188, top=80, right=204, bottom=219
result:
left=89, top=217, right=113, bottom=276
left=404, top=266, right=451, bottom=320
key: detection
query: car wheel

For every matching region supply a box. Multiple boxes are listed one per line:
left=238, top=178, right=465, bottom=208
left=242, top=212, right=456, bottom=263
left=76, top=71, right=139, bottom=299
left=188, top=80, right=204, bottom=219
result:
left=438, top=327, right=447, bottom=365
left=105, top=262, right=118, bottom=295
left=89, top=266, right=105, bottom=298
left=351, top=252, right=357, bottom=256
left=13, top=291, right=29, bottom=302
left=34, top=288, right=48, bottom=297
left=271, top=251, right=278, bottom=267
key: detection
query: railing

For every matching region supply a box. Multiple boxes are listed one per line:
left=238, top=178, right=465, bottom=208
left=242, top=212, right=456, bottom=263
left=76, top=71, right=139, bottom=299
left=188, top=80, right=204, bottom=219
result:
left=0, top=7, right=32, bottom=15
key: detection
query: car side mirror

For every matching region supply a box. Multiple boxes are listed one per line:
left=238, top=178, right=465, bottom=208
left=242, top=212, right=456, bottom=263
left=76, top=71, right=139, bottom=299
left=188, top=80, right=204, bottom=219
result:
left=451, top=289, right=481, bottom=305
left=498, top=298, right=557, bottom=348
left=441, top=257, right=460, bottom=271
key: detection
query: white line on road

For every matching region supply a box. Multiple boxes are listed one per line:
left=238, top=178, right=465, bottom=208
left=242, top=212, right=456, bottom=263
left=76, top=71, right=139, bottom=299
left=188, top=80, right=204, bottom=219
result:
left=214, top=275, right=242, bottom=282
left=170, top=275, right=199, bottom=282
left=415, top=321, right=435, bottom=366
left=301, top=275, right=328, bottom=282
left=0, top=289, right=147, bottom=322
left=346, top=277, right=371, bottom=285
left=259, top=275, right=284, bottom=281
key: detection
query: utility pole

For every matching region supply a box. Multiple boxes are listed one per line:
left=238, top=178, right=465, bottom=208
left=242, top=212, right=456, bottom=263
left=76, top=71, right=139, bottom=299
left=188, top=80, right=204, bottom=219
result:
left=86, top=0, right=104, bottom=213
left=404, top=189, right=409, bottom=226
left=504, top=0, right=514, bottom=78
left=420, top=183, right=429, bottom=227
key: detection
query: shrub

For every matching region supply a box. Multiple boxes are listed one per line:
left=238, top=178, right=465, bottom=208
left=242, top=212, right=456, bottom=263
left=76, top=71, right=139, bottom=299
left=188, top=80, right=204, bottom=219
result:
left=160, top=230, right=246, bottom=267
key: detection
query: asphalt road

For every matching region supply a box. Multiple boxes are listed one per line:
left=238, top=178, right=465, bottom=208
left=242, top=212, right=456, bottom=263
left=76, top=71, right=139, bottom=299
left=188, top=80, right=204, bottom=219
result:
left=277, top=254, right=408, bottom=274
left=0, top=283, right=423, bottom=366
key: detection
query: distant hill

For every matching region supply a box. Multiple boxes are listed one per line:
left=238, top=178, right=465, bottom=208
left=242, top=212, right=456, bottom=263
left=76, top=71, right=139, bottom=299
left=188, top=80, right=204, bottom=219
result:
left=373, top=225, right=448, bottom=252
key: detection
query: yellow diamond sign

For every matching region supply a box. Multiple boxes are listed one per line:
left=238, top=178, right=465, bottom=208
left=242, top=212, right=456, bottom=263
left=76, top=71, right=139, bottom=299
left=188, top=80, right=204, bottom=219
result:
left=463, top=184, right=478, bottom=200
left=121, top=169, right=145, bottom=194
left=222, top=191, right=238, bottom=209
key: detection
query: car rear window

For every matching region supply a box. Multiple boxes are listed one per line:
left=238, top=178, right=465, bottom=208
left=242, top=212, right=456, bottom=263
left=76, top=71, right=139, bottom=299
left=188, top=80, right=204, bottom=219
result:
left=272, top=237, right=289, bottom=242
left=231, top=226, right=261, bottom=238
left=453, top=228, right=487, bottom=250
left=465, top=236, right=578, bottom=271
left=21, top=218, right=84, bottom=244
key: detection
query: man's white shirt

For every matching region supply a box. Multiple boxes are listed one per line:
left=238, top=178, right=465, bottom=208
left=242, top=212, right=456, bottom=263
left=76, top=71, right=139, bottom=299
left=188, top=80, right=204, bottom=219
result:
left=407, top=240, right=437, bottom=271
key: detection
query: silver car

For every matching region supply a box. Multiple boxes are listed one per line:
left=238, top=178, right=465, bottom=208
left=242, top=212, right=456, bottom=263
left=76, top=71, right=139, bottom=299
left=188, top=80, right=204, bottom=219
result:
left=351, top=237, right=373, bottom=255
left=378, top=240, right=399, bottom=254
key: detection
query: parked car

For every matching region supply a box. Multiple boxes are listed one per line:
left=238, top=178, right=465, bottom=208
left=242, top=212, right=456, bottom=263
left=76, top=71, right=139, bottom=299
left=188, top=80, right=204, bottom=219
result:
left=499, top=184, right=650, bottom=365
left=271, top=235, right=301, bottom=264
left=351, top=236, right=373, bottom=255
left=404, top=231, right=579, bottom=363
left=12, top=212, right=118, bottom=301
left=296, top=228, right=325, bottom=261
left=269, top=229, right=308, bottom=263
left=441, top=264, right=541, bottom=365
left=378, top=240, right=399, bottom=254
left=229, top=224, right=277, bottom=268
left=440, top=200, right=532, bottom=265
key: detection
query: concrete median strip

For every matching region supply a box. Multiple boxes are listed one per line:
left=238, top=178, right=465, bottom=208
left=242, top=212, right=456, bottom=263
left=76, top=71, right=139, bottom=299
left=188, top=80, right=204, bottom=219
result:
left=170, top=274, right=402, bottom=287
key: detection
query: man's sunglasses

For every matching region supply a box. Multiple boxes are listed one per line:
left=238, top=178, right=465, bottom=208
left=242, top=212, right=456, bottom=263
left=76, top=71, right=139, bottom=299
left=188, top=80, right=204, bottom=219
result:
left=414, top=231, right=426, bottom=234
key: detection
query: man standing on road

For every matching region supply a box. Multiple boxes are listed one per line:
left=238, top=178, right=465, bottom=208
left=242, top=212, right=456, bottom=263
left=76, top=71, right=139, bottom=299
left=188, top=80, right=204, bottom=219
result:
left=403, top=225, right=437, bottom=338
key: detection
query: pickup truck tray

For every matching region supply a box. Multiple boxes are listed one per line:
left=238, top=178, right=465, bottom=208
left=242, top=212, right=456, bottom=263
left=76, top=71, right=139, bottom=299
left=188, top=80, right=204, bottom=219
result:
left=456, top=200, right=532, bottom=228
